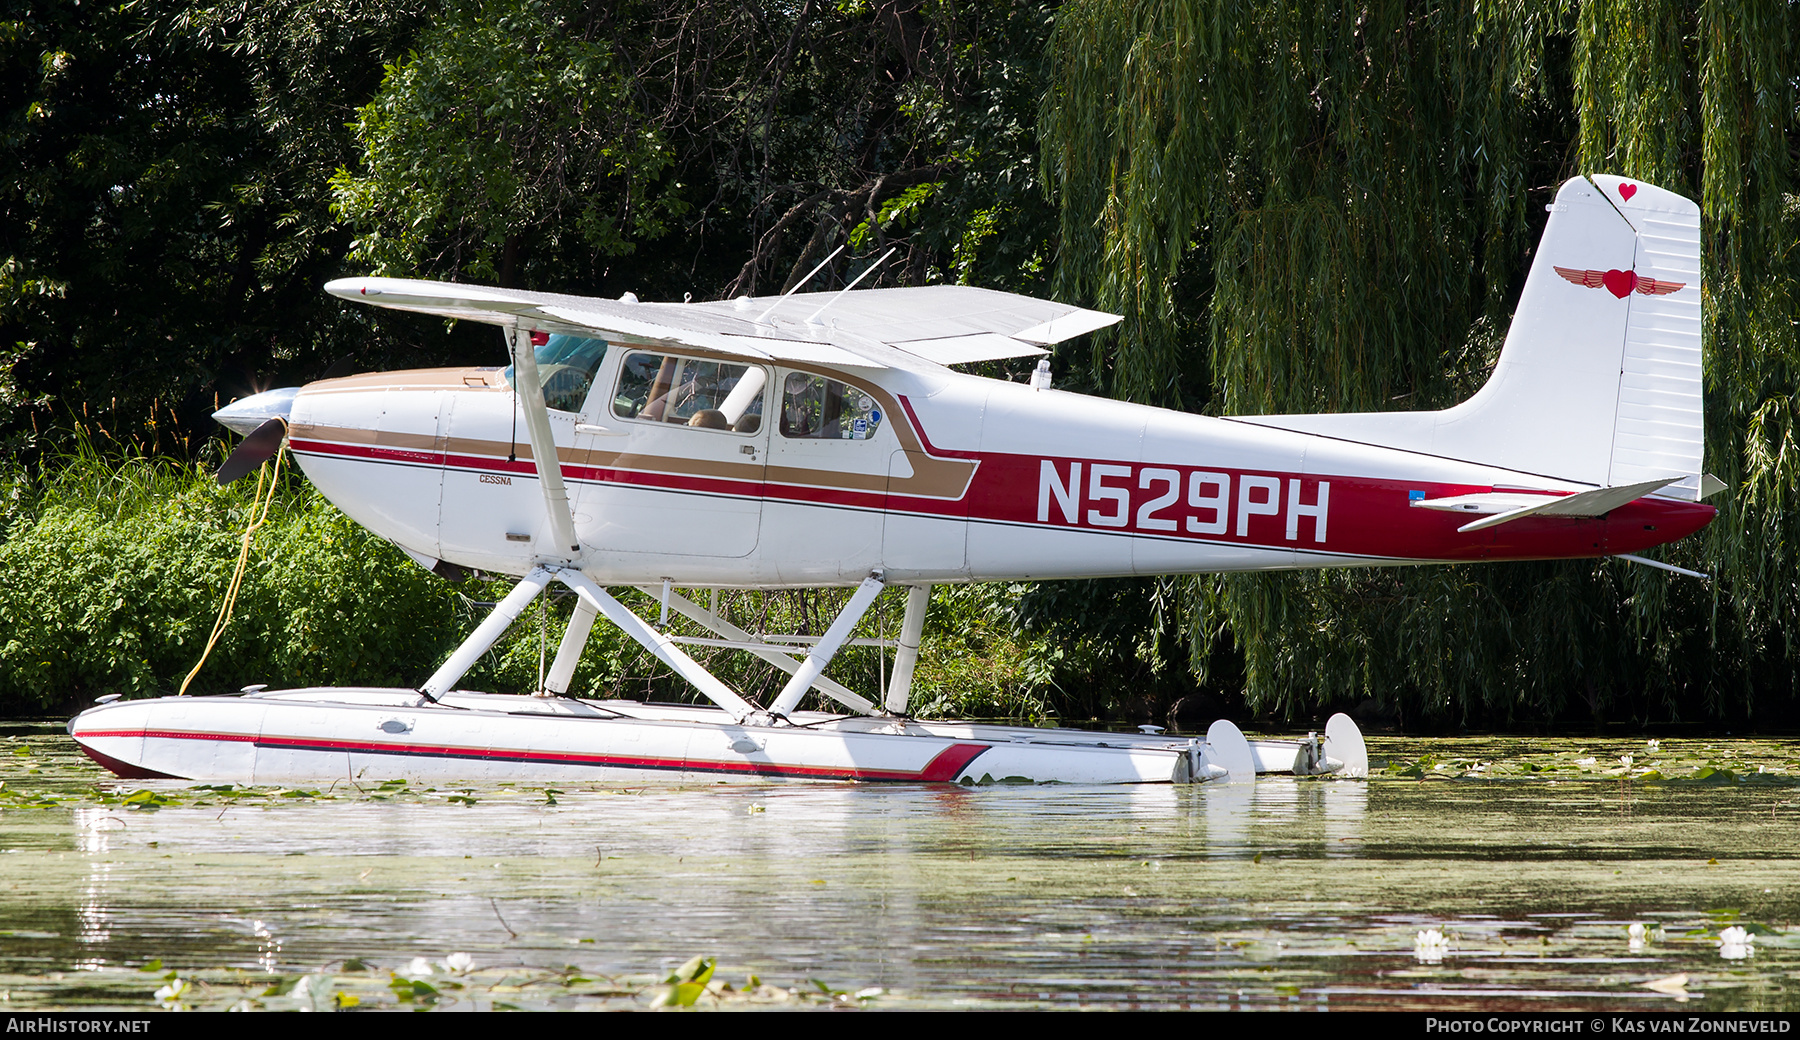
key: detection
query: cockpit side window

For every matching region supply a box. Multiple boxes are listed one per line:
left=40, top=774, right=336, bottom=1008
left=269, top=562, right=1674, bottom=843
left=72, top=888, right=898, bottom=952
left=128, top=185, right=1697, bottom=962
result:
left=779, top=371, right=884, bottom=440
left=612, top=351, right=767, bottom=433
left=503, top=334, right=609, bottom=414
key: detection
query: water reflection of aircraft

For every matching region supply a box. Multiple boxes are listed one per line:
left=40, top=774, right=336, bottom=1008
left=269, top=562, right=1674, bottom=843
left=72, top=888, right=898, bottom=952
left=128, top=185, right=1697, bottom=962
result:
left=70, top=176, right=1714, bottom=786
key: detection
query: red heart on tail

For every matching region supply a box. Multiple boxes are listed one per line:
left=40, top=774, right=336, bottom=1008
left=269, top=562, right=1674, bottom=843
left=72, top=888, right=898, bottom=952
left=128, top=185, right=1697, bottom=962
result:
left=1602, top=269, right=1638, bottom=298
left=1619, top=183, right=1638, bottom=201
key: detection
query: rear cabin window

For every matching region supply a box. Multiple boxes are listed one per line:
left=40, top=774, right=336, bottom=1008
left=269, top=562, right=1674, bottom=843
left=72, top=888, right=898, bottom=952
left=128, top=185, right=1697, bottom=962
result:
left=779, top=372, right=884, bottom=440
left=613, top=352, right=767, bottom=433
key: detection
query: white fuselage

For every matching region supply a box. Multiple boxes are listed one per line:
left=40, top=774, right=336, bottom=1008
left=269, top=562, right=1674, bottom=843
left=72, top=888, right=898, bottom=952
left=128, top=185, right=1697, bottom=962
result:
left=285, top=345, right=1711, bottom=589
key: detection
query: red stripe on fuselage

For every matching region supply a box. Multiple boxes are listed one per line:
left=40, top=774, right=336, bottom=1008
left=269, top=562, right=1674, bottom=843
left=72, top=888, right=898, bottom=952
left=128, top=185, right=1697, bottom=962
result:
left=890, top=395, right=1714, bottom=561
left=292, top=412, right=1716, bottom=564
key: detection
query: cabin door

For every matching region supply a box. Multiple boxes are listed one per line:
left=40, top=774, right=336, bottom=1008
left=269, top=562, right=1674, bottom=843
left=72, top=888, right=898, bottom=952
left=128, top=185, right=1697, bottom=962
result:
left=574, top=348, right=770, bottom=558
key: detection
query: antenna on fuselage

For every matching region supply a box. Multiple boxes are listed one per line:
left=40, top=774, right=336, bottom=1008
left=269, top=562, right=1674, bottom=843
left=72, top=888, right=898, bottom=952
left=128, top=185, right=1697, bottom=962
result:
left=803, top=246, right=897, bottom=326
left=756, top=244, right=846, bottom=324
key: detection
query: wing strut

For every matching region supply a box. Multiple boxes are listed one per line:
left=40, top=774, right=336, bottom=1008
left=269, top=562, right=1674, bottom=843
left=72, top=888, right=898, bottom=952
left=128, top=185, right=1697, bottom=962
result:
left=507, top=323, right=580, bottom=555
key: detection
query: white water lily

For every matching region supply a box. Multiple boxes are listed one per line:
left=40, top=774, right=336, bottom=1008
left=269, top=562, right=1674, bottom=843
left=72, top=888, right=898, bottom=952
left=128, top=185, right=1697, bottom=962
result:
left=1415, top=928, right=1449, bottom=963
left=1646, top=739, right=1661, bottom=752
left=442, top=952, right=475, bottom=974
left=1719, top=926, right=1755, bottom=959
left=1619, top=754, right=1634, bottom=768
left=403, top=956, right=436, bottom=979
left=154, top=977, right=190, bottom=1009
left=1627, top=922, right=1650, bottom=951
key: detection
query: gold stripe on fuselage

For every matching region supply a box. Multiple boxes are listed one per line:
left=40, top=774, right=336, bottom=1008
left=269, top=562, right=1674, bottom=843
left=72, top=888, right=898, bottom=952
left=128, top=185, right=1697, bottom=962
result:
left=292, top=361, right=978, bottom=500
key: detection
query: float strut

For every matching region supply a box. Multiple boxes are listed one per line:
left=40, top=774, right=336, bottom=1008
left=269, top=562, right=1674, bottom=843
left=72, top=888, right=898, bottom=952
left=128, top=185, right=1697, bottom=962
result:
left=884, top=584, right=930, bottom=714
left=769, top=573, right=887, bottom=719
left=542, top=595, right=598, bottom=696
left=421, top=567, right=555, bottom=698
left=635, top=586, right=880, bottom=716
left=554, top=569, right=760, bottom=722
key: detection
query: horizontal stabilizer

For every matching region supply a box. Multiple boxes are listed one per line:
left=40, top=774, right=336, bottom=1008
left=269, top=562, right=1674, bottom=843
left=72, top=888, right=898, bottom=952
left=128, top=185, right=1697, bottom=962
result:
left=1412, top=490, right=1580, bottom=517
left=1450, top=477, right=1680, bottom=533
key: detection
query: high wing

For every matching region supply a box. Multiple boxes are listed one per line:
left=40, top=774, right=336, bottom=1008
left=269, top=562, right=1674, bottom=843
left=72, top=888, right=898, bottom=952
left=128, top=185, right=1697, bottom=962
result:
left=324, top=277, right=1120, bottom=369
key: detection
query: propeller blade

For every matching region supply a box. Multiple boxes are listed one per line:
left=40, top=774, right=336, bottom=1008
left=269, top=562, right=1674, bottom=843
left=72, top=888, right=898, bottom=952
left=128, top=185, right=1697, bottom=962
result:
left=216, top=417, right=287, bottom=486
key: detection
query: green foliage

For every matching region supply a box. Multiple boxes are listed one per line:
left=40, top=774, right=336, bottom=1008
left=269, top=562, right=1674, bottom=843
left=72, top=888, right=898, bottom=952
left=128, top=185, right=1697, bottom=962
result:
left=3, top=0, right=1069, bottom=458
left=1013, top=578, right=1193, bottom=719
left=330, top=0, right=684, bottom=286
left=1043, top=0, right=1567, bottom=410
left=0, top=0, right=442, bottom=457
left=910, top=583, right=1056, bottom=721
left=0, top=446, right=460, bottom=710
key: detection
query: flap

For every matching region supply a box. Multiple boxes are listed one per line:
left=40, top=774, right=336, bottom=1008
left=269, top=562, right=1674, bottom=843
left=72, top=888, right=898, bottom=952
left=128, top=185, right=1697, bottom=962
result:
left=889, top=333, right=1049, bottom=365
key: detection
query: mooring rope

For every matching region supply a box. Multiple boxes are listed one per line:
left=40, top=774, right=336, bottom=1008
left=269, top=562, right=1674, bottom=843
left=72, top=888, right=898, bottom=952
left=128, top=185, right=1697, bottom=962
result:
left=178, top=445, right=285, bottom=696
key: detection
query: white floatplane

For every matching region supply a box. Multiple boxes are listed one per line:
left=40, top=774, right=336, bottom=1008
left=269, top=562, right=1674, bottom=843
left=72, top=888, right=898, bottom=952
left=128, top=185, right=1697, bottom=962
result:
left=70, top=175, right=1715, bottom=785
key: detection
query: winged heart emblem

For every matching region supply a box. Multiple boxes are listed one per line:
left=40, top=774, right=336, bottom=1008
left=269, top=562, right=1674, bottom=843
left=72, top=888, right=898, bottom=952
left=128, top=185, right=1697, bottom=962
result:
left=1554, top=266, right=1686, bottom=299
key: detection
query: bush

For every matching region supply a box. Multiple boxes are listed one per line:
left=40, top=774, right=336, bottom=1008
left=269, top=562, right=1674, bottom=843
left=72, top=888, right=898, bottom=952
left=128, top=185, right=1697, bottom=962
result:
left=0, top=445, right=459, bottom=711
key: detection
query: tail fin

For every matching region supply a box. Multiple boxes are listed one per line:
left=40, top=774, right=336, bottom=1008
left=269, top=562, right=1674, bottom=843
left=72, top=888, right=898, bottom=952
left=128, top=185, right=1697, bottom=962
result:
left=1240, top=175, right=1706, bottom=498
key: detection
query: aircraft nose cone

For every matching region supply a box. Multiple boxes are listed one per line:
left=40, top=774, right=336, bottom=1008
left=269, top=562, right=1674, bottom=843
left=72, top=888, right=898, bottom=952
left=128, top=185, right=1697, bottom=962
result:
left=212, top=386, right=299, bottom=435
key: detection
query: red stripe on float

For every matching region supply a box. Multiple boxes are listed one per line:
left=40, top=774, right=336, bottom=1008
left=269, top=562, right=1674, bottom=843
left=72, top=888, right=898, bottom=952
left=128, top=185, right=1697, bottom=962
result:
left=74, top=727, right=992, bottom=784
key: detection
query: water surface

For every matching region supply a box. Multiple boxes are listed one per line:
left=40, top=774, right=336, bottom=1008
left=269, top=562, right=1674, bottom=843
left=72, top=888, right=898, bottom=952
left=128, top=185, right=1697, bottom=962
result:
left=3, top=726, right=1797, bottom=1010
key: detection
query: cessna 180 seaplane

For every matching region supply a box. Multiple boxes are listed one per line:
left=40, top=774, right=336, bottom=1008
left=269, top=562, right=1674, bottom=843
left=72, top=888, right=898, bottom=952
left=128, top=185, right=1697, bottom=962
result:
left=69, top=174, right=1715, bottom=786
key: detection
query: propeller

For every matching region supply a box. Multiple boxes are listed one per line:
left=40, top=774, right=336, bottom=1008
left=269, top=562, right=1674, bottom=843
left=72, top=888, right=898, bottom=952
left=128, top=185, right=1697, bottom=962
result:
left=216, top=416, right=288, bottom=486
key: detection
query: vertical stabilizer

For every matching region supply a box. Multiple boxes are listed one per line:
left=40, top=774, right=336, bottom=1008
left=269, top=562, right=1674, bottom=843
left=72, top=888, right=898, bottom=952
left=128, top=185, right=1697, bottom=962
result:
left=1597, top=177, right=1704, bottom=496
left=1237, top=176, right=1705, bottom=496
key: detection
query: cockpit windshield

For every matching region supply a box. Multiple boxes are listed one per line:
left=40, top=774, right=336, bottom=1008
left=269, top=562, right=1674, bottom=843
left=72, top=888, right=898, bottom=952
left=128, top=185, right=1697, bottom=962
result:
left=504, top=334, right=609, bottom=414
